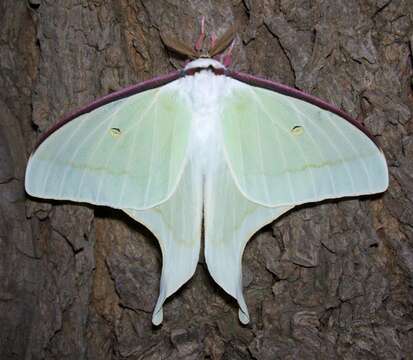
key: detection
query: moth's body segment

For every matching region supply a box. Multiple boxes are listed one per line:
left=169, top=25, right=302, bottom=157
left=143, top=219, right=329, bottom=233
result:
left=25, top=57, right=388, bottom=325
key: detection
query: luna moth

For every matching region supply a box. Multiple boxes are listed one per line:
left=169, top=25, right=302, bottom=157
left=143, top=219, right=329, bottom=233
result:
left=25, top=22, right=388, bottom=325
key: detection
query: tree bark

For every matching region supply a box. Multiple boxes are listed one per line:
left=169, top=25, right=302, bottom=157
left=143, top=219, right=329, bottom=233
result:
left=1, top=0, right=412, bottom=359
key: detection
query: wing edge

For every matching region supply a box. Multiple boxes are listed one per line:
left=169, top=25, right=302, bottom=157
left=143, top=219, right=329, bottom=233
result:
left=226, top=71, right=382, bottom=150
left=26, top=71, right=192, bottom=211
left=33, top=71, right=184, bottom=151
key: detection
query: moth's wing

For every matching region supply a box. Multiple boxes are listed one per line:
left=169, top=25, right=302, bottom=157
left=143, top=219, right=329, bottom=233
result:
left=206, top=74, right=388, bottom=323
left=26, top=73, right=202, bottom=325
left=25, top=74, right=192, bottom=210
left=125, top=157, right=202, bottom=325
left=220, top=74, right=388, bottom=207
left=204, top=145, right=292, bottom=324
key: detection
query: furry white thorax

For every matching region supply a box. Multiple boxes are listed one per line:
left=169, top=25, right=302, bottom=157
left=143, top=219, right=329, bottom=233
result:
left=176, top=67, right=236, bottom=173
left=184, top=58, right=226, bottom=70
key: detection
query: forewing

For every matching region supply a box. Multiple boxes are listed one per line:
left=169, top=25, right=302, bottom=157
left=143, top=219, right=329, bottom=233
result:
left=220, top=78, right=388, bottom=207
left=25, top=80, right=192, bottom=210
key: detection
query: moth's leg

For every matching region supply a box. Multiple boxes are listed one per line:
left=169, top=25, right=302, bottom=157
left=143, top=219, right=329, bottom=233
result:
left=222, top=39, right=235, bottom=67
left=194, top=16, right=206, bottom=51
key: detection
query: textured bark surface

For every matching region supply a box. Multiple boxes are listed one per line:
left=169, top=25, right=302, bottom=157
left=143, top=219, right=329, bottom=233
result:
left=1, top=0, right=412, bottom=359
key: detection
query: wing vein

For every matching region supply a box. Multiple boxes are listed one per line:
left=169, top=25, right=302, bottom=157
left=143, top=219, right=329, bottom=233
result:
left=250, top=89, right=309, bottom=200
left=73, top=98, right=132, bottom=198
left=142, top=95, right=159, bottom=207
left=252, top=98, right=272, bottom=203
left=43, top=110, right=89, bottom=194
left=328, top=112, right=372, bottom=190
left=248, top=87, right=295, bottom=203
left=287, top=99, right=356, bottom=193
left=284, top=96, right=337, bottom=194
left=95, top=90, right=160, bottom=204
left=58, top=101, right=130, bottom=197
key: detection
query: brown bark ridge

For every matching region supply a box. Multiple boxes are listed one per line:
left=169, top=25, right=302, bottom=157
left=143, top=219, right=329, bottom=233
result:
left=1, top=0, right=412, bottom=359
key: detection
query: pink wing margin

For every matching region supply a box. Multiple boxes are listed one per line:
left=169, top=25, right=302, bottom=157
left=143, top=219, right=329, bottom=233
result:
left=34, top=68, right=381, bottom=150
left=226, top=70, right=381, bottom=149
left=34, top=71, right=184, bottom=151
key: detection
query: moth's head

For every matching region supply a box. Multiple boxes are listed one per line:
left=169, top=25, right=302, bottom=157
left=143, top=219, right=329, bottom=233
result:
left=160, top=19, right=236, bottom=63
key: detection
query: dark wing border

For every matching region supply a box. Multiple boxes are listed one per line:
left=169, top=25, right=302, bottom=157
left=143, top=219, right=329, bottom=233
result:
left=34, top=70, right=184, bottom=151
left=226, top=71, right=380, bottom=149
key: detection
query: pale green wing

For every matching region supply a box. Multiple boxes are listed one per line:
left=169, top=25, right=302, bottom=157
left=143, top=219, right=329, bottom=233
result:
left=25, top=81, right=191, bottom=210
left=124, top=157, right=202, bottom=325
left=220, top=81, right=388, bottom=207
left=204, top=146, right=292, bottom=324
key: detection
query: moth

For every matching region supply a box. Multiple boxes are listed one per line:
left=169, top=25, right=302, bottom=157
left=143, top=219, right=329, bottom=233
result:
left=25, top=21, right=388, bottom=325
